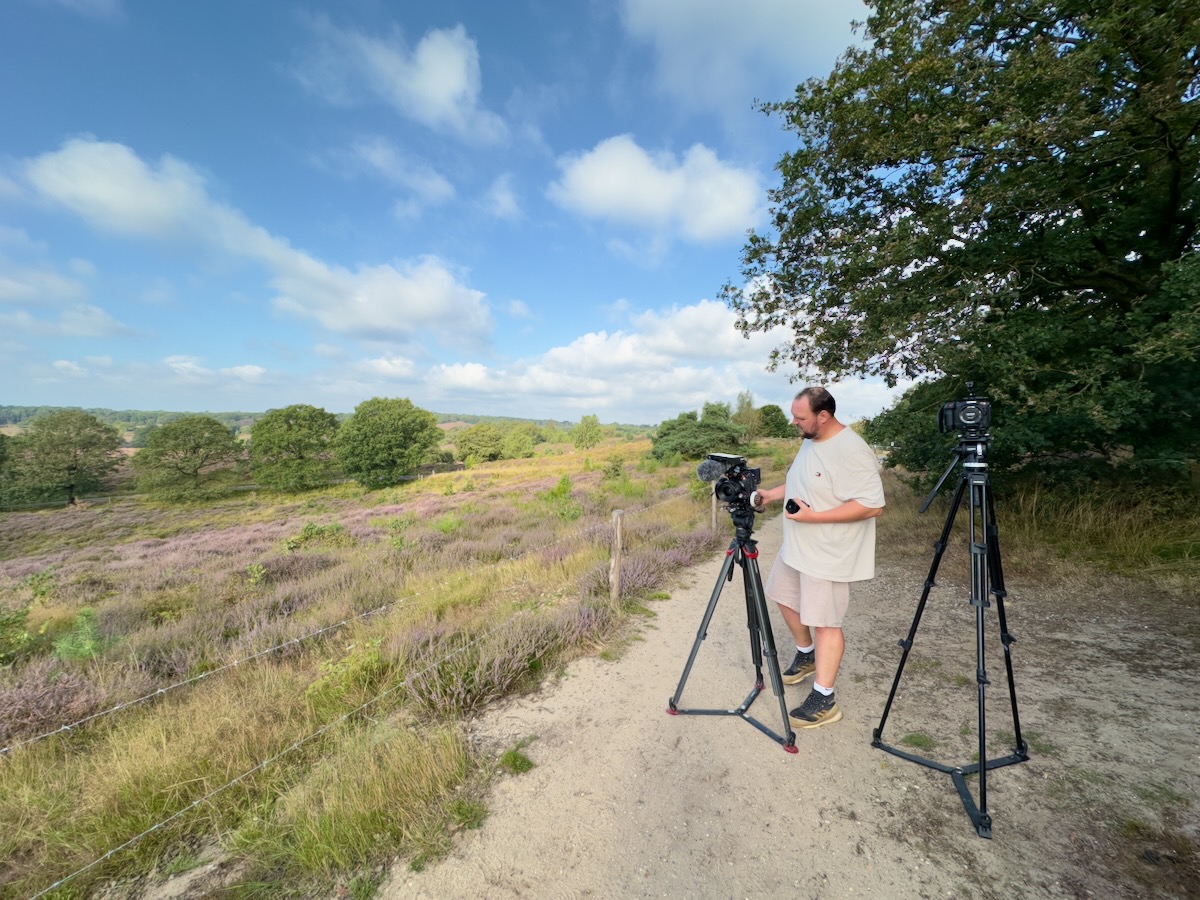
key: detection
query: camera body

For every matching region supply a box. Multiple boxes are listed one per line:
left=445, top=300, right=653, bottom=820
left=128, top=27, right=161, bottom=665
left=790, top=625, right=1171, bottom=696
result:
left=938, top=388, right=992, bottom=440
left=705, top=453, right=762, bottom=508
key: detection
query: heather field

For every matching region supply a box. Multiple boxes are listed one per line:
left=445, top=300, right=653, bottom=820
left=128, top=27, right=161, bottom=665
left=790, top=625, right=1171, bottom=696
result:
left=0, top=438, right=791, bottom=898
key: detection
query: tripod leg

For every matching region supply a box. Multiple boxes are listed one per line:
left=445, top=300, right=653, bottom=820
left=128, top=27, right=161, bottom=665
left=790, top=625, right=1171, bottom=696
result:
left=743, top=548, right=796, bottom=748
left=873, top=473, right=968, bottom=745
left=986, top=488, right=1028, bottom=759
left=669, top=542, right=738, bottom=710
left=968, top=471, right=993, bottom=836
left=741, top=550, right=765, bottom=685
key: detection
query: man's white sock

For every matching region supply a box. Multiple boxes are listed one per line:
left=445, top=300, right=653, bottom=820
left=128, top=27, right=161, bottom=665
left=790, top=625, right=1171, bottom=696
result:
left=813, top=682, right=834, bottom=696
left=797, top=643, right=814, bottom=654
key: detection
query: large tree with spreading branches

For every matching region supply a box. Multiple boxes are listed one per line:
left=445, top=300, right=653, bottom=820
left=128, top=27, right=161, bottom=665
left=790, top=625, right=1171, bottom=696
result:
left=250, top=404, right=341, bottom=492
left=335, top=397, right=441, bottom=489
left=2, top=410, right=122, bottom=504
left=725, top=0, right=1200, bottom=481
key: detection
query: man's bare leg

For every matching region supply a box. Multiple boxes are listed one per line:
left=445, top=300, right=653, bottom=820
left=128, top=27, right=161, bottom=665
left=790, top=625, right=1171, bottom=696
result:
left=813, top=625, right=845, bottom=689
left=777, top=604, right=812, bottom=649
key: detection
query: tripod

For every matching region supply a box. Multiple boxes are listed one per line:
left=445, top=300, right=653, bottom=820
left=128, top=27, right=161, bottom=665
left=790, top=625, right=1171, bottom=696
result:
left=668, top=505, right=798, bottom=753
left=872, top=433, right=1029, bottom=837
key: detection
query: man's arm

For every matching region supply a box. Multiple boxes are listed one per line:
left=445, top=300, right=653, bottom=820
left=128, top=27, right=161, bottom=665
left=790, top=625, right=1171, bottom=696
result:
left=785, top=498, right=884, bottom=524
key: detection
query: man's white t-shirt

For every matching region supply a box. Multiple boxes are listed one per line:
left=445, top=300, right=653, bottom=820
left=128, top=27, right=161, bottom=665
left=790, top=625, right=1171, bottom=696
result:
left=781, top=426, right=885, bottom=582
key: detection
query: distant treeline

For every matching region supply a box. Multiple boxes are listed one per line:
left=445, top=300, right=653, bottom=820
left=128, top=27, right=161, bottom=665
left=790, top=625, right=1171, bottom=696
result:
left=0, top=405, right=651, bottom=436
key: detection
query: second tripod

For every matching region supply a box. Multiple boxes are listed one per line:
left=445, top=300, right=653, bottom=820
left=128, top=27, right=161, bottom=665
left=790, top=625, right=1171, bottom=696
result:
left=668, top=505, right=797, bottom=753
left=872, top=425, right=1029, bottom=838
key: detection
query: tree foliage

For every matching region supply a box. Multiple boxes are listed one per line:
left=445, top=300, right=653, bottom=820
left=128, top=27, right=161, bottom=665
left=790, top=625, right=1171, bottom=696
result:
left=651, top=402, right=746, bottom=460
left=726, top=0, right=1200, bottom=480
left=2, top=410, right=122, bottom=504
left=335, top=397, right=441, bottom=489
left=571, top=415, right=604, bottom=450
left=250, top=404, right=341, bottom=492
left=133, top=416, right=243, bottom=499
left=454, top=424, right=506, bottom=463
left=758, top=404, right=795, bottom=439
left=731, top=391, right=762, bottom=438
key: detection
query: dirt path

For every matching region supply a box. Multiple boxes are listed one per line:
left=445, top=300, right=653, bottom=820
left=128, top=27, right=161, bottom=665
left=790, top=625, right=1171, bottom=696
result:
left=384, top=513, right=1200, bottom=899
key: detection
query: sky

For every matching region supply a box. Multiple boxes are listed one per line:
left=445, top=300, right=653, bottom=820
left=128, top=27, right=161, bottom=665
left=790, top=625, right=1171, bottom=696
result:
left=0, top=0, right=904, bottom=426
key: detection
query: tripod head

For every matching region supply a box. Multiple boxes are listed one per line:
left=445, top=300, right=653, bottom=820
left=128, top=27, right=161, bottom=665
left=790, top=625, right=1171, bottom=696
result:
left=919, top=384, right=994, bottom=514
left=727, top=505, right=757, bottom=544
left=919, top=434, right=991, bottom=514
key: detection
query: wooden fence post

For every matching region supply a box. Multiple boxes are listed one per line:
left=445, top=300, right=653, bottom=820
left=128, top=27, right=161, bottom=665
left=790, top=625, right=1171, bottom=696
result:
left=609, top=509, right=624, bottom=607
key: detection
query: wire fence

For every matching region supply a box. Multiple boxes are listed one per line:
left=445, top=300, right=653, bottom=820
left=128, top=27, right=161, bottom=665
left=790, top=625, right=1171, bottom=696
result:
left=27, top=610, right=526, bottom=899
left=0, top=510, right=629, bottom=755
left=18, top=490, right=706, bottom=897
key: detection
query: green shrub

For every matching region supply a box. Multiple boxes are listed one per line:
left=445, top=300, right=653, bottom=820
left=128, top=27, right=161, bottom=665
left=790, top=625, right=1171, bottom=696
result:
left=53, top=608, right=104, bottom=661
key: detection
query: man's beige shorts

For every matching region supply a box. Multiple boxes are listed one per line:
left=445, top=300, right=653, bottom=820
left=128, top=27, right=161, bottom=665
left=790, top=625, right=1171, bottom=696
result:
left=764, top=558, right=850, bottom=628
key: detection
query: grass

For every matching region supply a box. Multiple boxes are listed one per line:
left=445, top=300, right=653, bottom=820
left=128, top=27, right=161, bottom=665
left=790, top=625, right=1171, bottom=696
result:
left=877, top=468, right=1200, bottom=593
left=0, top=438, right=785, bottom=897
left=499, top=747, right=536, bottom=775
left=899, top=732, right=936, bottom=751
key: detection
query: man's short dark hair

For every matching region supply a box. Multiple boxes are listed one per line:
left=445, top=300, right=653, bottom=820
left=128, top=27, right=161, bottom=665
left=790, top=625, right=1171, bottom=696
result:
left=796, top=386, right=836, bottom=416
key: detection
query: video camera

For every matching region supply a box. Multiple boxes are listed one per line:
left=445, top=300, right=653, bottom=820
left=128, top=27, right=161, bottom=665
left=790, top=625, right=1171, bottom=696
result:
left=696, top=453, right=762, bottom=510
left=938, top=383, right=992, bottom=440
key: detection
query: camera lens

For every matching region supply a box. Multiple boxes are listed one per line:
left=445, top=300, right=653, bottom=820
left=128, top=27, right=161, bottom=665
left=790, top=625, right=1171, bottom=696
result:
left=785, top=499, right=799, bottom=514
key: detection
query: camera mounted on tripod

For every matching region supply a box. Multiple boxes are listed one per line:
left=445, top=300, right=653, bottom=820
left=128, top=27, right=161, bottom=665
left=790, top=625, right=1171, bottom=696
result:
left=938, top=383, right=992, bottom=441
left=696, top=453, right=762, bottom=510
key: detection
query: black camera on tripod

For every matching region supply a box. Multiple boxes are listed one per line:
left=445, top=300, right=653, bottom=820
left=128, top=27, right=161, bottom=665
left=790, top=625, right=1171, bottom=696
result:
left=938, top=385, right=992, bottom=439
left=697, top=453, right=762, bottom=509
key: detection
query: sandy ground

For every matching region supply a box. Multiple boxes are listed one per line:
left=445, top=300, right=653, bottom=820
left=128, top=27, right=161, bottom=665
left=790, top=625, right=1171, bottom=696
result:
left=375, top=512, right=1200, bottom=900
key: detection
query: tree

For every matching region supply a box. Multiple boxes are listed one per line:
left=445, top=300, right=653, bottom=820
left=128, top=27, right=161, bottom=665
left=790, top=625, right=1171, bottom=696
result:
left=500, top=424, right=537, bottom=460
left=133, top=416, right=242, bottom=499
left=335, top=397, right=441, bottom=489
left=454, top=424, right=506, bottom=462
left=651, top=402, right=745, bottom=460
left=731, top=391, right=762, bottom=438
left=726, top=0, right=1200, bottom=480
left=3, top=410, right=122, bottom=504
left=572, top=415, right=603, bottom=450
left=250, top=404, right=341, bottom=492
left=758, top=404, right=795, bottom=439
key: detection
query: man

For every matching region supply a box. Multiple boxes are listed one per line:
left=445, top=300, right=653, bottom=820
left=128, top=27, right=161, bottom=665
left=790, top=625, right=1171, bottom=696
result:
left=752, top=387, right=885, bottom=728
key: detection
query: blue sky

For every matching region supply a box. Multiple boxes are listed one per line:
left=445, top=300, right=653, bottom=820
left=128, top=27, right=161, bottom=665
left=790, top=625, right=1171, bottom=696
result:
left=0, top=0, right=903, bottom=426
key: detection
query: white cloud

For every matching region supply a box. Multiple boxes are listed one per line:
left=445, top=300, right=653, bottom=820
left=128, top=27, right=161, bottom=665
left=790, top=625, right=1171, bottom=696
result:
left=411, top=297, right=908, bottom=425
left=164, top=355, right=212, bottom=382
left=221, top=364, right=266, bottom=382
left=346, top=137, right=455, bottom=211
left=22, top=138, right=492, bottom=345
left=0, top=303, right=132, bottom=337
left=507, top=299, right=533, bottom=319
left=548, top=135, right=761, bottom=242
left=620, top=0, right=866, bottom=117
left=52, top=359, right=87, bottom=376
left=293, top=17, right=507, bottom=144
left=0, top=265, right=88, bottom=304
left=483, top=174, right=520, bottom=219
left=359, top=355, right=417, bottom=379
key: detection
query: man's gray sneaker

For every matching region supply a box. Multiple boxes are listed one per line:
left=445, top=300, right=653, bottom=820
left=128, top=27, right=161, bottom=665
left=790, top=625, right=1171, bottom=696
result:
left=781, top=648, right=815, bottom=685
left=789, top=688, right=842, bottom=729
